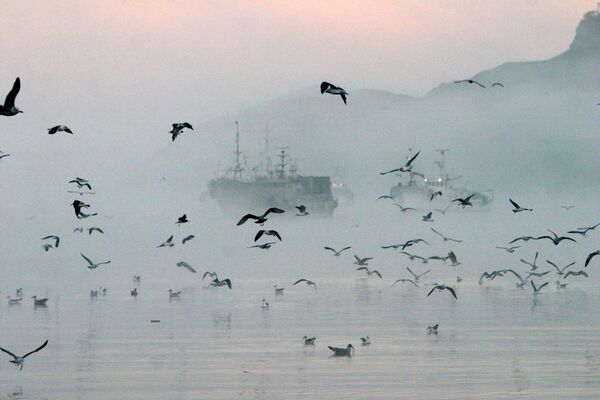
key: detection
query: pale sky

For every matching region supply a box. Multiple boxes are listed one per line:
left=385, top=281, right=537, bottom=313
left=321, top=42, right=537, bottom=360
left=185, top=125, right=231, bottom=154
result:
left=0, top=1, right=594, bottom=121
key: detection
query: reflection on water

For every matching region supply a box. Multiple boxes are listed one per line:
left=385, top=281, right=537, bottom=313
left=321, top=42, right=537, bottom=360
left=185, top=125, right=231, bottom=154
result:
left=2, top=204, right=600, bottom=399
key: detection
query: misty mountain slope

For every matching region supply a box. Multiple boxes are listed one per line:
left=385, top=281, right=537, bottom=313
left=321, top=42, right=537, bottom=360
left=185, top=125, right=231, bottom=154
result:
left=140, top=10, right=600, bottom=198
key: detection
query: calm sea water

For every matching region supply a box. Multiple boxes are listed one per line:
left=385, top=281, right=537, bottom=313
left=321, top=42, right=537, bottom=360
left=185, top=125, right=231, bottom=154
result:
left=1, top=198, right=600, bottom=399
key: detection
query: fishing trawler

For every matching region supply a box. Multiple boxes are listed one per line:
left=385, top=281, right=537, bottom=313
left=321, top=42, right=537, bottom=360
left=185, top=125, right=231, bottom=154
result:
left=389, top=149, right=493, bottom=210
left=209, top=122, right=338, bottom=217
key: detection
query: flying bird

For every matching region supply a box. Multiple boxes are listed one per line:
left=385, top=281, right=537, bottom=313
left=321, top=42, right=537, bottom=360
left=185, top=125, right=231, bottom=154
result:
left=509, top=235, right=537, bottom=244
left=380, top=151, right=421, bottom=175
left=546, top=259, right=575, bottom=276
left=41, top=235, right=60, bottom=248
left=320, top=81, right=348, bottom=104
left=0, top=340, right=47, bottom=370
left=393, top=203, right=416, bottom=212
left=324, top=246, right=351, bottom=256
left=400, top=252, right=427, bottom=262
left=249, top=242, right=276, bottom=250
left=454, top=79, right=485, bottom=88
left=81, top=253, right=111, bottom=270
left=560, top=205, right=575, bottom=211
left=430, top=191, right=442, bottom=201
left=157, top=235, right=174, bottom=248
left=0, top=153, right=10, bottom=160
left=509, top=199, right=532, bottom=213
left=209, top=278, right=232, bottom=289
left=446, top=251, right=460, bottom=267
left=520, top=252, right=539, bottom=271
left=563, top=270, right=589, bottom=279
left=585, top=251, right=600, bottom=267
left=176, top=214, right=188, bottom=225
left=377, top=195, right=393, bottom=201
left=360, top=336, right=371, bottom=346
left=452, top=194, right=477, bottom=208
left=295, top=205, right=309, bottom=216
left=293, top=279, right=317, bottom=290
left=237, top=207, right=285, bottom=226
left=491, top=82, right=504, bottom=87
left=176, top=261, right=197, bottom=273
left=182, top=235, right=195, bottom=244
left=534, top=230, right=575, bottom=245
left=71, top=200, right=93, bottom=218
left=356, top=266, right=382, bottom=279
left=496, top=246, right=520, bottom=253
left=400, top=238, right=430, bottom=250
left=427, top=284, right=457, bottom=299
left=169, top=122, right=193, bottom=141
left=406, top=267, right=431, bottom=282
left=433, top=204, right=453, bottom=215
left=47, top=125, right=73, bottom=135
left=431, top=228, right=462, bottom=243
left=255, top=230, right=282, bottom=242
left=568, top=223, right=600, bottom=237
left=530, top=280, right=549, bottom=294
left=353, top=255, right=373, bottom=266
left=73, top=227, right=84, bottom=233
left=41, top=244, right=53, bottom=252
left=392, top=278, right=418, bottom=287
left=168, top=289, right=182, bottom=299
left=0, top=77, right=22, bottom=116
left=202, top=271, right=218, bottom=281
left=421, top=212, right=433, bottom=222
left=88, top=227, right=104, bottom=235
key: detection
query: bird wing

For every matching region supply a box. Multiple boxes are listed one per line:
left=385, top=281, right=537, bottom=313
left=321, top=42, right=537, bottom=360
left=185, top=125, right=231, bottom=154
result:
left=431, top=228, right=443, bottom=238
left=264, top=207, right=285, bottom=217
left=80, top=253, right=94, bottom=266
left=377, top=195, right=392, bottom=200
left=97, top=261, right=111, bottom=266
left=556, top=236, right=576, bottom=244
left=538, top=282, right=549, bottom=291
left=509, top=198, right=520, bottom=209
left=380, top=168, right=401, bottom=175
left=585, top=251, right=600, bottom=267
left=356, top=266, right=368, bottom=272
left=254, top=230, right=265, bottom=242
left=324, top=247, right=337, bottom=254
left=182, top=235, right=194, bottom=244
left=427, top=287, right=437, bottom=297
left=177, top=262, right=196, bottom=273
left=340, top=92, right=347, bottom=105
left=237, top=214, right=259, bottom=225
left=22, top=340, right=48, bottom=359
left=405, top=151, right=421, bottom=167
left=293, top=279, right=307, bottom=285
left=418, top=269, right=431, bottom=278
left=272, top=231, right=282, bottom=241
left=406, top=267, right=417, bottom=278
left=340, top=247, right=351, bottom=252
left=202, top=271, right=216, bottom=280
left=373, top=270, right=382, bottom=279
left=0, top=346, right=19, bottom=359
left=221, top=279, right=232, bottom=289
left=546, top=260, right=559, bottom=271
left=445, top=286, right=457, bottom=299
left=4, top=77, right=20, bottom=108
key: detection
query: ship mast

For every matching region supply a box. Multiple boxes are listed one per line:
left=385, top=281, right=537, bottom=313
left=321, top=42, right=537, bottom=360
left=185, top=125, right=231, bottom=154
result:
left=276, top=147, right=289, bottom=178
left=435, top=149, right=450, bottom=183
left=232, top=121, right=244, bottom=181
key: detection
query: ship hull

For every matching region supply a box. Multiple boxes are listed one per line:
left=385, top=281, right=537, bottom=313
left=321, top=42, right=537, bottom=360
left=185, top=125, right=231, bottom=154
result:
left=209, top=176, right=338, bottom=217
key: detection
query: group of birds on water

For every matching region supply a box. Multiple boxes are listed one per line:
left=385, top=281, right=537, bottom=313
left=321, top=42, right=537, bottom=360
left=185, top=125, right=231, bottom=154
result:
left=1, top=74, right=599, bottom=371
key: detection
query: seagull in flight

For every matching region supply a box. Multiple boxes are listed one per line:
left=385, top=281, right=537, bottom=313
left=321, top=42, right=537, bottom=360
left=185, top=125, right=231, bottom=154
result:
left=491, top=82, right=504, bottom=88
left=47, top=125, right=73, bottom=135
left=88, top=227, right=104, bottom=235
left=0, top=77, right=22, bottom=116
left=427, top=284, right=457, bottom=299
left=380, top=151, right=421, bottom=175
left=496, top=246, right=520, bottom=253
left=176, top=261, right=197, bottom=273
left=377, top=195, right=394, bottom=201
left=249, top=242, right=276, bottom=250
left=182, top=235, right=195, bottom=244
left=406, top=267, right=430, bottom=282
left=41, top=235, right=60, bottom=248
left=446, top=251, right=461, bottom=267
left=255, top=230, right=282, bottom=242
left=42, top=244, right=53, bottom=252
left=0, top=152, right=10, bottom=160
left=176, top=214, right=188, bottom=225
left=509, top=199, right=532, bottom=213
left=534, top=230, right=576, bottom=245
left=560, top=205, right=575, bottom=211
left=585, top=250, right=600, bottom=267
left=209, top=278, right=232, bottom=289
left=431, top=228, right=462, bottom=243
left=169, top=122, right=193, bottom=141
left=568, top=223, right=600, bottom=237
left=353, top=255, right=373, bottom=266
left=71, top=200, right=95, bottom=218
left=293, top=279, right=317, bottom=290
left=320, top=81, right=348, bottom=104
left=399, top=252, right=426, bottom=262
left=324, top=246, right=351, bottom=256
left=563, top=270, right=589, bottom=279
left=454, top=79, right=485, bottom=88
left=392, top=278, right=418, bottom=287
left=69, top=177, right=92, bottom=190
left=393, top=203, right=416, bottom=213
left=421, top=212, right=433, bottom=222
left=546, top=259, right=575, bottom=276
left=430, top=191, right=442, bottom=201
left=202, top=271, right=218, bottom=281
left=400, top=239, right=430, bottom=250
left=295, top=205, right=309, bottom=216
left=0, top=340, right=48, bottom=370
left=509, top=235, right=537, bottom=244
left=433, top=204, right=453, bottom=215
left=530, top=280, right=549, bottom=295
left=81, top=253, right=111, bottom=270
left=237, top=207, right=285, bottom=226
left=157, top=235, right=174, bottom=248
left=520, top=252, right=539, bottom=271
left=452, top=194, right=477, bottom=208
left=356, top=266, right=382, bottom=279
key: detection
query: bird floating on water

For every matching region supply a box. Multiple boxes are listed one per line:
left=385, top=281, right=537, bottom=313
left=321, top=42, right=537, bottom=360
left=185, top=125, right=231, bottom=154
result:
left=303, top=336, right=316, bottom=345
left=0, top=340, right=47, bottom=370
left=320, top=81, right=348, bottom=104
left=31, top=296, right=48, bottom=307
left=328, top=344, right=354, bottom=357
left=0, top=77, right=22, bottom=117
